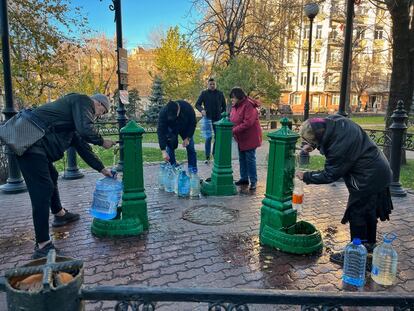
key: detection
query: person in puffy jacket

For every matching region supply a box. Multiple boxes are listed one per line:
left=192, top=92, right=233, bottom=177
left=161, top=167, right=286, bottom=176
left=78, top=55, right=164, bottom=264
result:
left=229, top=87, right=262, bottom=191
left=16, top=93, right=117, bottom=259
left=296, top=116, right=393, bottom=266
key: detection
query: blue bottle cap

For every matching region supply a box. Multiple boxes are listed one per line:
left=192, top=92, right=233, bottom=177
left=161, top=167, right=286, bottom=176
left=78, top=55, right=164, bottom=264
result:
left=352, top=238, right=362, bottom=245
left=383, top=232, right=397, bottom=244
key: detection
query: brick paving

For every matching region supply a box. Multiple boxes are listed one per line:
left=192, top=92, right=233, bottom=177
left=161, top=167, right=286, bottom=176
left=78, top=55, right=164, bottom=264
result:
left=0, top=160, right=414, bottom=310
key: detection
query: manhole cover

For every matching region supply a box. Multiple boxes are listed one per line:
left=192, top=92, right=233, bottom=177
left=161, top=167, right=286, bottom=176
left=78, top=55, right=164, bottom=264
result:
left=182, top=204, right=239, bottom=225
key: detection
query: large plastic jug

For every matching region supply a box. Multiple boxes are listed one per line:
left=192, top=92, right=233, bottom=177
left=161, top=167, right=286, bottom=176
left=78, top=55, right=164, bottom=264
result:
left=342, top=238, right=367, bottom=287
left=178, top=171, right=190, bottom=197
left=90, top=176, right=123, bottom=220
left=173, top=165, right=182, bottom=194
left=189, top=167, right=200, bottom=199
left=200, top=117, right=213, bottom=139
left=371, top=233, right=398, bottom=285
left=158, top=163, right=166, bottom=190
left=164, top=164, right=175, bottom=193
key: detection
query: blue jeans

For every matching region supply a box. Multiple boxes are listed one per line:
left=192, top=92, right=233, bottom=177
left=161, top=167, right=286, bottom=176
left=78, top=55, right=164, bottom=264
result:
left=205, top=124, right=216, bottom=159
left=238, top=148, right=257, bottom=184
left=166, top=137, right=197, bottom=171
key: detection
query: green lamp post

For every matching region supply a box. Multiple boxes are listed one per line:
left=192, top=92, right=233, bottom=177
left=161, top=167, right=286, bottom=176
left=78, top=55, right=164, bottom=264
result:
left=91, top=120, right=148, bottom=237
left=259, top=118, right=322, bottom=254
left=201, top=112, right=237, bottom=196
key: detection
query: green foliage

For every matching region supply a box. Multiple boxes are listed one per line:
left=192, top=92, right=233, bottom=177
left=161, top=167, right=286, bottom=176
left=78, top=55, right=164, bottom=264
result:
left=126, top=88, right=141, bottom=119
left=3, top=0, right=89, bottom=106
left=155, top=26, right=203, bottom=102
left=142, top=77, right=165, bottom=123
left=215, top=56, right=280, bottom=105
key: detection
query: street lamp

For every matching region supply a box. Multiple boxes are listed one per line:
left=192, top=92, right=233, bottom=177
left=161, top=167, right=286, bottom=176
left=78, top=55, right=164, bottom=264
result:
left=300, top=2, right=319, bottom=165
left=101, top=0, right=127, bottom=171
left=0, top=0, right=26, bottom=193
left=338, top=0, right=355, bottom=116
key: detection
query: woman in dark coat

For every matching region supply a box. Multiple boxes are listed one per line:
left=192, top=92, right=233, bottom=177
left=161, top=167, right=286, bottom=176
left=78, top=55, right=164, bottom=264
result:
left=296, top=115, right=393, bottom=265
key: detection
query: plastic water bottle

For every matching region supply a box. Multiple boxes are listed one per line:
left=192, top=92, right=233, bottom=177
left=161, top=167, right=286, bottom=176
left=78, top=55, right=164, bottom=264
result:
left=164, top=164, right=175, bottom=193
left=158, top=163, right=166, bottom=190
left=189, top=167, right=200, bottom=199
left=90, top=176, right=123, bottom=220
left=292, top=177, right=304, bottom=213
left=371, top=233, right=398, bottom=286
left=173, top=165, right=182, bottom=194
left=178, top=171, right=190, bottom=197
left=342, top=238, right=367, bottom=287
left=200, top=117, right=213, bottom=139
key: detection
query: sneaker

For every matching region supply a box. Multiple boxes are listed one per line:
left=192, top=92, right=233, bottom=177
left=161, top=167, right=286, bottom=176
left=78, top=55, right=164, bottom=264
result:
left=329, top=251, right=344, bottom=266
left=32, top=242, right=59, bottom=259
left=52, top=209, right=80, bottom=228
left=249, top=183, right=257, bottom=191
left=235, top=179, right=249, bottom=186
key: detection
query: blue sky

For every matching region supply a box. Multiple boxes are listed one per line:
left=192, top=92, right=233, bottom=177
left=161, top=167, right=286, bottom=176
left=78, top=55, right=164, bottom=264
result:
left=70, top=0, right=200, bottom=49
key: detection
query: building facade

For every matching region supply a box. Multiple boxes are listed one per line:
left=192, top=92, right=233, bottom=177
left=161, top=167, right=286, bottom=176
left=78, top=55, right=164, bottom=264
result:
left=279, top=0, right=391, bottom=114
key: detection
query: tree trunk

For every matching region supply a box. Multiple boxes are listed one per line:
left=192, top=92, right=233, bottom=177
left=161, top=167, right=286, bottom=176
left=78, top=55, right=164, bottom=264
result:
left=386, top=1, right=411, bottom=129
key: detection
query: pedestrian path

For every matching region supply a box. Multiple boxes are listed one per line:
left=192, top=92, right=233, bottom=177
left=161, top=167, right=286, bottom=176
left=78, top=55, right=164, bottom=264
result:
left=1, top=162, right=413, bottom=310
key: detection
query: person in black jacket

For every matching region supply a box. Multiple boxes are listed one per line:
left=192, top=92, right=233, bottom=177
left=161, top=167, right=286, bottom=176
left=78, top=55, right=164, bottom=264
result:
left=16, top=93, right=116, bottom=259
left=195, top=78, right=226, bottom=163
left=157, top=100, right=197, bottom=170
left=296, top=115, right=393, bottom=266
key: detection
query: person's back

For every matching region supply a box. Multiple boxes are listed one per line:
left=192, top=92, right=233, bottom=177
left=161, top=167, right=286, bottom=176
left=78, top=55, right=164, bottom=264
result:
left=316, top=115, right=391, bottom=194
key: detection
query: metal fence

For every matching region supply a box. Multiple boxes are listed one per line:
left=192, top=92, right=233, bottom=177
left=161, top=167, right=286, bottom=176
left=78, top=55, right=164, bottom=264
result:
left=79, top=287, right=414, bottom=310
left=96, top=120, right=157, bottom=136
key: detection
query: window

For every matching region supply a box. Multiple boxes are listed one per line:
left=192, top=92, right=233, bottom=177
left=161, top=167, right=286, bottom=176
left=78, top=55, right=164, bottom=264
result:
left=375, top=27, right=383, bottom=39
left=301, top=72, right=307, bottom=86
left=303, top=25, right=310, bottom=39
left=332, top=94, right=340, bottom=105
left=312, top=72, right=319, bottom=86
left=302, top=50, right=309, bottom=65
left=314, top=49, right=321, bottom=63
left=356, top=27, right=364, bottom=40
left=330, top=29, right=338, bottom=40
left=286, top=73, right=293, bottom=86
left=352, top=95, right=358, bottom=106
left=288, top=27, right=295, bottom=40
left=329, top=48, right=341, bottom=63
left=316, top=25, right=323, bottom=39
left=287, top=49, right=294, bottom=63
left=293, top=94, right=302, bottom=105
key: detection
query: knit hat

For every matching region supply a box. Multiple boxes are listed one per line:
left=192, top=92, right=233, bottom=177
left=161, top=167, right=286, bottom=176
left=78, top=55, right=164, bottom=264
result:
left=90, top=94, right=110, bottom=113
left=300, top=118, right=326, bottom=147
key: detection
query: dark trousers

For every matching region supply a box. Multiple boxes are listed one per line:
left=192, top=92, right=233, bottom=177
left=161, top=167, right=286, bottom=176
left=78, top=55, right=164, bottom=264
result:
left=17, top=152, right=63, bottom=243
left=238, top=148, right=257, bottom=184
left=166, top=137, right=198, bottom=171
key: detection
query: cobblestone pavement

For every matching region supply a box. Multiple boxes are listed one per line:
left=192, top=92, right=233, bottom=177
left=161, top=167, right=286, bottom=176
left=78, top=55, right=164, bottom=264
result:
left=0, top=160, right=413, bottom=310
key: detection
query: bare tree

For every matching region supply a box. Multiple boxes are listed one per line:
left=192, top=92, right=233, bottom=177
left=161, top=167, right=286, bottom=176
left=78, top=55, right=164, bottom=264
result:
left=189, top=0, right=303, bottom=73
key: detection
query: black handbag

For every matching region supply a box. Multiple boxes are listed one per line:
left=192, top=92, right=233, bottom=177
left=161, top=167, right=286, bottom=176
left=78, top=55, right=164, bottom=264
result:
left=0, top=109, right=48, bottom=156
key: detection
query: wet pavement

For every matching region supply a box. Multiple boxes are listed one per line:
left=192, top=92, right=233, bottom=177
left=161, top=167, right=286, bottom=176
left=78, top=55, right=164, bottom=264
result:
left=0, top=161, right=413, bottom=310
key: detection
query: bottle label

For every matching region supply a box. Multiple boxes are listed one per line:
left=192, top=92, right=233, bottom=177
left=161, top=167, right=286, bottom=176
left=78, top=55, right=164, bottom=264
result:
left=372, top=265, right=379, bottom=276
left=292, top=194, right=304, bottom=204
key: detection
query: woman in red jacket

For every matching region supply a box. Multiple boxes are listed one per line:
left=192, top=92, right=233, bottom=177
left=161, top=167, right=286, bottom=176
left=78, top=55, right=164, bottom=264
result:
left=229, top=87, right=262, bottom=190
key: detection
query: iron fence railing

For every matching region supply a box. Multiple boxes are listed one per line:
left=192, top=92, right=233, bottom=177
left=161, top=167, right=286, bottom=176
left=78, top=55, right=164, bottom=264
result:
left=95, top=120, right=157, bottom=136
left=79, top=286, right=414, bottom=311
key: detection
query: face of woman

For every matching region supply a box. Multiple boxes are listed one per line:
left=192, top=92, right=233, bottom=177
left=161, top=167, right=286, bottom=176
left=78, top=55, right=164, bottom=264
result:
left=231, top=97, right=238, bottom=105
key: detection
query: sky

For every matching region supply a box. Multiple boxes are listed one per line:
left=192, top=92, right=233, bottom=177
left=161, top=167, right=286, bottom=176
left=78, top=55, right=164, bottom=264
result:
left=70, top=0, right=201, bottom=49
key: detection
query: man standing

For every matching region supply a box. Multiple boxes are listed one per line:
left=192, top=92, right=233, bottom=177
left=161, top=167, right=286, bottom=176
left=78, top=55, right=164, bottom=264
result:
left=195, top=78, right=226, bottom=163
left=14, top=93, right=116, bottom=259
left=157, top=100, right=197, bottom=170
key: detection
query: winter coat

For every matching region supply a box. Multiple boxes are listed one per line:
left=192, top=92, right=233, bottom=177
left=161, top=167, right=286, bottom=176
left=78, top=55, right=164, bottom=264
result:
left=157, top=100, right=196, bottom=150
left=26, top=93, right=105, bottom=172
left=303, top=115, right=392, bottom=196
left=195, top=89, right=227, bottom=122
left=230, top=97, right=262, bottom=152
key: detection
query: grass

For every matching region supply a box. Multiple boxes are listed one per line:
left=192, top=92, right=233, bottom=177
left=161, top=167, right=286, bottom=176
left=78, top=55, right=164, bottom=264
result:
left=54, top=147, right=204, bottom=172
left=350, top=116, right=386, bottom=125
left=297, top=155, right=414, bottom=190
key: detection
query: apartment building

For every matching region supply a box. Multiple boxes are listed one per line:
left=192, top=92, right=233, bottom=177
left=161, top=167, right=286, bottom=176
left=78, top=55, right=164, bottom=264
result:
left=279, top=0, right=391, bottom=113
